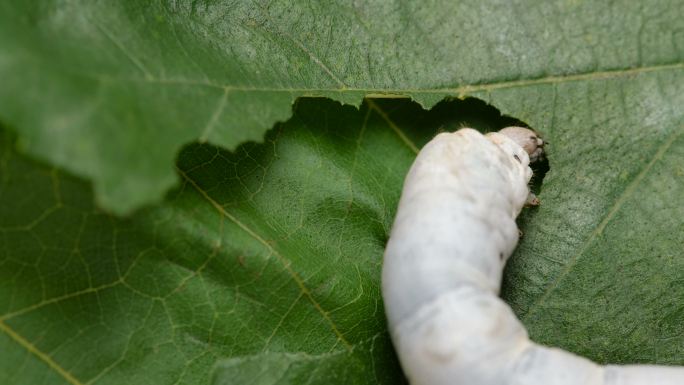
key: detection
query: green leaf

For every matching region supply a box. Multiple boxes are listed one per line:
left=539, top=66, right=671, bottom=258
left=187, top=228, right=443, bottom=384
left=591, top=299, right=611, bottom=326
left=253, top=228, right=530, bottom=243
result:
left=1, top=0, right=683, bottom=213
left=2, top=1, right=684, bottom=384
left=3, top=84, right=684, bottom=383
left=0, top=98, right=420, bottom=385
left=3, top=97, right=505, bottom=384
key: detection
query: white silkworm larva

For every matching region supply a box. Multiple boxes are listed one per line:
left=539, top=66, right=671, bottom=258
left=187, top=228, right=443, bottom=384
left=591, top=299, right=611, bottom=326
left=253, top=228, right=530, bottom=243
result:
left=381, top=127, right=684, bottom=385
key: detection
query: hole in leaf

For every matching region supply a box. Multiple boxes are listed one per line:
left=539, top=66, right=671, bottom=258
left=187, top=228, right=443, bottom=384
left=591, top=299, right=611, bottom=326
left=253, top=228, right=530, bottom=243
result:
left=368, top=97, right=535, bottom=144
left=529, top=152, right=550, bottom=196
left=368, top=97, right=550, bottom=194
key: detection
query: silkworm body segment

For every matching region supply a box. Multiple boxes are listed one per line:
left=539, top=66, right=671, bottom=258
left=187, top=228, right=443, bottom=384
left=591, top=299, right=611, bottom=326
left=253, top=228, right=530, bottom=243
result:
left=382, top=127, right=684, bottom=385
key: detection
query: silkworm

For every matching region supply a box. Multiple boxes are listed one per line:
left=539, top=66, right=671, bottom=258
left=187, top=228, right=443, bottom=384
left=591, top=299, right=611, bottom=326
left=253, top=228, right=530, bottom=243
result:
left=381, top=127, right=684, bottom=385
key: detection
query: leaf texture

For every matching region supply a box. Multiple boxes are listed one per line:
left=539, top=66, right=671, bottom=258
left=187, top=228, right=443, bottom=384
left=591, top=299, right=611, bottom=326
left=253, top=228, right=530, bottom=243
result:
left=1, top=0, right=682, bottom=212
left=1, top=1, right=684, bottom=384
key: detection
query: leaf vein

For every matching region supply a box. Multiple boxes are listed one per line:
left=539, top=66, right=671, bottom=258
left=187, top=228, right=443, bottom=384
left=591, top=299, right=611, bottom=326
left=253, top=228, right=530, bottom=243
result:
left=88, top=61, right=684, bottom=95
left=95, top=24, right=153, bottom=79
left=367, top=100, right=419, bottom=154
left=200, top=88, right=230, bottom=142
left=177, top=168, right=353, bottom=350
left=0, top=320, right=84, bottom=385
left=0, top=281, right=122, bottom=321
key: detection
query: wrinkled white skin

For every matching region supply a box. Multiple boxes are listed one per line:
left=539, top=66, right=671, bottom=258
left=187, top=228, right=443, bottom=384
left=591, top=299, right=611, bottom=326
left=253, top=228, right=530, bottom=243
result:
left=382, top=127, right=684, bottom=385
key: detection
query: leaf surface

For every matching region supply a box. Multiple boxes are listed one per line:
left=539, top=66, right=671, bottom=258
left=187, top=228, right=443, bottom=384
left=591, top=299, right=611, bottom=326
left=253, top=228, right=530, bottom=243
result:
left=2, top=83, right=684, bottom=383
left=2, top=1, right=684, bottom=384
left=1, top=0, right=682, bottom=212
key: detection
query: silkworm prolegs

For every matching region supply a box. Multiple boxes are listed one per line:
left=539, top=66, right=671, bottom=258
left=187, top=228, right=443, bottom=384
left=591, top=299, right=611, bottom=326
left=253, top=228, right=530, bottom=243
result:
left=381, top=127, right=684, bottom=385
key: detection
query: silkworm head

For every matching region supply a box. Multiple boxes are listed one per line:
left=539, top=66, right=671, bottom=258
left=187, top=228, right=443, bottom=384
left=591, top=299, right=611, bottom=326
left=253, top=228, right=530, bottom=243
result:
left=499, top=126, right=545, bottom=163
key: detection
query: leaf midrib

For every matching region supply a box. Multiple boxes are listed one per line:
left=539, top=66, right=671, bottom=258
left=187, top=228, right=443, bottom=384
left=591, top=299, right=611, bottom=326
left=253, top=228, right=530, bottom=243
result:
left=80, top=61, right=684, bottom=95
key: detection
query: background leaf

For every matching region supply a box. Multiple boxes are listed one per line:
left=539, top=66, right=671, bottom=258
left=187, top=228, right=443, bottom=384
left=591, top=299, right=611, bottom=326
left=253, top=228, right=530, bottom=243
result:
left=2, top=88, right=683, bottom=383
left=1, top=1, right=684, bottom=384
left=1, top=0, right=682, bottom=212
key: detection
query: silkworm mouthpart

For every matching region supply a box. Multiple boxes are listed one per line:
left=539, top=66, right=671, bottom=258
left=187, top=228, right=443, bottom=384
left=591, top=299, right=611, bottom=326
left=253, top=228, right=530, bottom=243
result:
left=498, top=126, right=544, bottom=161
